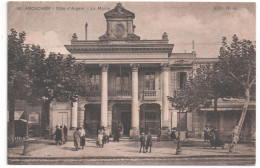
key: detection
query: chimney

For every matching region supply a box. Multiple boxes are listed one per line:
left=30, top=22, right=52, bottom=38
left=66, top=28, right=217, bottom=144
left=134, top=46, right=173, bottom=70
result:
left=85, top=22, right=88, bottom=40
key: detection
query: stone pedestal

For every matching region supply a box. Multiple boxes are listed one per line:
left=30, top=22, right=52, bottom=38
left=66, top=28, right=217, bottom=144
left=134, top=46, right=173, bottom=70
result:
left=130, top=128, right=140, bottom=139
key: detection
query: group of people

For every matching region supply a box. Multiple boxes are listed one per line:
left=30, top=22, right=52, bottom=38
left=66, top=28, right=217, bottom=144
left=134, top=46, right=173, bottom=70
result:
left=96, top=126, right=109, bottom=148
left=73, top=126, right=86, bottom=151
left=113, top=122, right=124, bottom=142
left=53, top=125, right=68, bottom=145
left=204, top=125, right=224, bottom=149
left=139, top=132, right=153, bottom=153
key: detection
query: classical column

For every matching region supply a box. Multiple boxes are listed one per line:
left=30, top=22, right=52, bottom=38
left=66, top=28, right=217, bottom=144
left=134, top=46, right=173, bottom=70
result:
left=78, top=105, right=85, bottom=128
left=161, top=63, right=170, bottom=128
left=187, top=112, right=193, bottom=131
left=129, top=63, right=140, bottom=138
left=71, top=101, right=78, bottom=129
left=100, top=64, right=109, bottom=129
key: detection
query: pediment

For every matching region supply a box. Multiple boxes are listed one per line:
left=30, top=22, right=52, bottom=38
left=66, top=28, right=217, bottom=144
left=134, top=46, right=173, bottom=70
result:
left=104, top=3, right=135, bottom=19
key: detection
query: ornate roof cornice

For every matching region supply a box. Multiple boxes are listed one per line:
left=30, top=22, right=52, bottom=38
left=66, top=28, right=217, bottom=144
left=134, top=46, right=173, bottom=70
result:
left=65, top=44, right=174, bottom=54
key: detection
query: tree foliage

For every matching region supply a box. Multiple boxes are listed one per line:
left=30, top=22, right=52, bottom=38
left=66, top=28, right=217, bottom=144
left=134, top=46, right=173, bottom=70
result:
left=218, top=35, right=255, bottom=153
left=8, top=29, right=92, bottom=146
left=168, top=35, right=256, bottom=153
left=43, top=53, right=91, bottom=102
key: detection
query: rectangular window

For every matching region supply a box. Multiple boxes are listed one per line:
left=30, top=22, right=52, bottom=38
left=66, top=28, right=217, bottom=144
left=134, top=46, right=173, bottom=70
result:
left=177, top=72, right=187, bottom=89
left=115, top=72, right=130, bottom=92
left=90, top=74, right=100, bottom=90
left=145, top=72, right=155, bottom=90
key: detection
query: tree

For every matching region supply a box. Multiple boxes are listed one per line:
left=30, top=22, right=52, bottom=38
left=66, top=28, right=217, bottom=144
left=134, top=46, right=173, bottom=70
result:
left=8, top=29, right=92, bottom=147
left=218, top=35, right=256, bottom=153
left=8, top=29, right=46, bottom=147
left=41, top=53, right=92, bottom=124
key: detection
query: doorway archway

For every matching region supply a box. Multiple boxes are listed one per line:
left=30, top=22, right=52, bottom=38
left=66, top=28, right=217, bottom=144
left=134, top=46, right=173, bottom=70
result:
left=112, top=104, right=131, bottom=137
left=139, top=103, right=161, bottom=135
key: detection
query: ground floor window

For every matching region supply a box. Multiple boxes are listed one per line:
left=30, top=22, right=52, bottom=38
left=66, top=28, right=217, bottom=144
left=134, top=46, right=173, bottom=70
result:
left=177, top=112, right=187, bottom=131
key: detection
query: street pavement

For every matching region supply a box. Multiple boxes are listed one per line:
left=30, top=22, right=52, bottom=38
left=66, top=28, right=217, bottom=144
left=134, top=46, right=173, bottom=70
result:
left=8, top=138, right=255, bottom=165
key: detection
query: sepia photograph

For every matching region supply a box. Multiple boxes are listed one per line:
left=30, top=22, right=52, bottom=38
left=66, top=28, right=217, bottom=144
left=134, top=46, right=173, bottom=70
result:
left=6, top=1, right=256, bottom=165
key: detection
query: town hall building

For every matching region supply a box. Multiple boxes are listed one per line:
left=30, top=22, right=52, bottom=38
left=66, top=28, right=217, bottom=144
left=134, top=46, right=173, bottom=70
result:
left=47, top=3, right=255, bottom=141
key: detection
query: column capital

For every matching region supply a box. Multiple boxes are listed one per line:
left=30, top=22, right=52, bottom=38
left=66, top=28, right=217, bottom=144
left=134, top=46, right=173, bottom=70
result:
left=161, top=63, right=169, bottom=71
left=130, top=63, right=140, bottom=72
left=99, top=64, right=109, bottom=72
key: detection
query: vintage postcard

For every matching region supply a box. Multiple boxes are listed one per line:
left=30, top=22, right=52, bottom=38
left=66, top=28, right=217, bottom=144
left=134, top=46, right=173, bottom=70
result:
left=7, top=1, right=256, bottom=165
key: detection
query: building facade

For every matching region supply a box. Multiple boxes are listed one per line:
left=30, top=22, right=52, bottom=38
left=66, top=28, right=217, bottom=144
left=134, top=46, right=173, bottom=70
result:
left=49, top=3, right=255, bottom=141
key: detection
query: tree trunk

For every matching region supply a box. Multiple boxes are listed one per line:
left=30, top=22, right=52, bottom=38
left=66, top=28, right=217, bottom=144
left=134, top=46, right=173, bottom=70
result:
left=228, top=87, right=250, bottom=153
left=8, top=98, right=16, bottom=147
left=213, top=97, right=219, bottom=130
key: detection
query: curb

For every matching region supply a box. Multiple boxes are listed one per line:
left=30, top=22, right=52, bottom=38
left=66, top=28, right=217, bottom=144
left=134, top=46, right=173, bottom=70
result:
left=8, top=154, right=255, bottom=160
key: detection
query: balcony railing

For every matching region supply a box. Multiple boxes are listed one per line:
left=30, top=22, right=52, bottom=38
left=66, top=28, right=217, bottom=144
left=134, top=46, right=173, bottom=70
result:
left=87, top=90, right=160, bottom=99
left=143, top=90, right=157, bottom=97
left=91, top=90, right=101, bottom=97
left=108, top=91, right=131, bottom=97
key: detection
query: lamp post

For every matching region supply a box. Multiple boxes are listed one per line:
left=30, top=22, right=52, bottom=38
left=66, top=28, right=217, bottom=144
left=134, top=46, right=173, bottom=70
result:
left=176, top=110, right=182, bottom=155
left=22, top=103, right=29, bottom=155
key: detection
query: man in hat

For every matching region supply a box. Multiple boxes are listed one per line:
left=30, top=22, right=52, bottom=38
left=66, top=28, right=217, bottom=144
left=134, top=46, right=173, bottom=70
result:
left=139, top=132, right=146, bottom=153
left=146, top=132, right=152, bottom=153
left=73, top=128, right=80, bottom=151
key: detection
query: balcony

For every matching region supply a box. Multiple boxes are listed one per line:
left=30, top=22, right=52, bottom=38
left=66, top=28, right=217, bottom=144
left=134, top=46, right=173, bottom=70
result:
left=142, top=90, right=160, bottom=100
left=108, top=91, right=131, bottom=97
left=86, top=90, right=161, bottom=100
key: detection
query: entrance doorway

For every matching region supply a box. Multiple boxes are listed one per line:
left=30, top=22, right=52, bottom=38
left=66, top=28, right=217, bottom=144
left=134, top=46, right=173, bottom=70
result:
left=112, top=104, right=131, bottom=136
left=57, top=112, right=68, bottom=127
left=84, top=104, right=101, bottom=136
left=140, top=104, right=161, bottom=135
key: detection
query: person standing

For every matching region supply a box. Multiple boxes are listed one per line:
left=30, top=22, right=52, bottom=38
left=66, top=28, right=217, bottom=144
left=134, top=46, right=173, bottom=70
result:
left=157, top=128, right=161, bottom=142
left=79, top=126, right=86, bottom=149
left=97, top=129, right=103, bottom=148
left=73, top=128, right=80, bottom=151
left=113, top=126, right=120, bottom=142
left=146, top=132, right=152, bottom=153
left=118, top=122, right=124, bottom=137
left=44, top=124, right=49, bottom=140
left=63, top=125, right=68, bottom=143
left=139, top=133, right=146, bottom=153
left=204, top=125, right=210, bottom=142
left=60, top=125, right=65, bottom=144
left=53, top=126, right=62, bottom=145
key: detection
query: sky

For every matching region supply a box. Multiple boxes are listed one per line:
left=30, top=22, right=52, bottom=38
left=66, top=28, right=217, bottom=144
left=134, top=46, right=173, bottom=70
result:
left=8, top=2, right=256, bottom=58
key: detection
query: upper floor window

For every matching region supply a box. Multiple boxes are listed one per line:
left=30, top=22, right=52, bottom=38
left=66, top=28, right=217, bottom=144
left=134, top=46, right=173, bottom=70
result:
left=145, top=72, right=155, bottom=90
left=115, top=71, right=130, bottom=92
left=177, top=72, right=187, bottom=89
left=90, top=73, right=100, bottom=90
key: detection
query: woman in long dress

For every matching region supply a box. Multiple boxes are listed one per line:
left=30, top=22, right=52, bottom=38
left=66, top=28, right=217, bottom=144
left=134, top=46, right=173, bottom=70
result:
left=97, top=129, right=103, bottom=148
